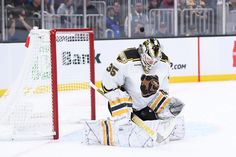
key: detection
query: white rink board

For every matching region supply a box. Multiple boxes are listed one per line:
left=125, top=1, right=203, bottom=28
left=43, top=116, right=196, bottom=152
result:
left=95, top=37, right=198, bottom=79
left=200, top=36, right=236, bottom=75
left=0, top=43, right=26, bottom=89
left=155, top=37, right=198, bottom=76
left=0, top=36, right=236, bottom=89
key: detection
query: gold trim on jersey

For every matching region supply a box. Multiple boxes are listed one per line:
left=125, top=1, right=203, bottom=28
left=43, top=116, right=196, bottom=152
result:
left=157, top=97, right=171, bottom=114
left=149, top=93, right=171, bottom=114
left=117, top=52, right=129, bottom=64
left=116, top=48, right=141, bottom=64
left=149, top=93, right=164, bottom=111
left=109, top=97, right=131, bottom=107
left=109, top=97, right=132, bottom=117
left=112, top=108, right=129, bottom=117
left=159, top=89, right=169, bottom=95
left=101, top=120, right=113, bottom=145
left=101, top=84, right=113, bottom=94
left=160, top=58, right=168, bottom=63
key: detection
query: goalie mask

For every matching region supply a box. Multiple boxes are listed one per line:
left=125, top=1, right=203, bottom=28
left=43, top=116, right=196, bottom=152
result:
left=138, top=38, right=161, bottom=73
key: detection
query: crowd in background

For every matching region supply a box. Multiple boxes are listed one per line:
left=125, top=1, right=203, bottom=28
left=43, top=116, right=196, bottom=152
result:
left=0, top=0, right=236, bottom=42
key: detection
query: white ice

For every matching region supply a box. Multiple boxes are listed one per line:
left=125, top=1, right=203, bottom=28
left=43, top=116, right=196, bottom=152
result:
left=1, top=81, right=236, bottom=157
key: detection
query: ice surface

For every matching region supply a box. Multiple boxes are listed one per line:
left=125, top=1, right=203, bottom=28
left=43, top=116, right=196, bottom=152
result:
left=1, top=81, right=236, bottom=157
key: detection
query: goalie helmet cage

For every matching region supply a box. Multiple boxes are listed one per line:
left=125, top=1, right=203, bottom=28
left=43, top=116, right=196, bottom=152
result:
left=0, top=28, right=96, bottom=140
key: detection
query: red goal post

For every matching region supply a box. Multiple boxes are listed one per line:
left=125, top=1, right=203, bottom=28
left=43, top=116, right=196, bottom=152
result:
left=0, top=28, right=96, bottom=140
left=50, top=29, right=96, bottom=139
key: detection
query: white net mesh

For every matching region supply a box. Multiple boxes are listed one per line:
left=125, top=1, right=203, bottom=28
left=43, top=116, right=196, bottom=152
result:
left=0, top=29, right=54, bottom=140
left=0, top=28, right=94, bottom=140
left=55, top=31, right=93, bottom=123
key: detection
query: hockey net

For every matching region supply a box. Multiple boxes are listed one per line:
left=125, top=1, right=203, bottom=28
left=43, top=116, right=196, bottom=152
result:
left=0, top=28, right=95, bottom=140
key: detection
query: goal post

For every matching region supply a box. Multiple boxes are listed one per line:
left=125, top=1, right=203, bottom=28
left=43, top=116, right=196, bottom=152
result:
left=0, top=28, right=96, bottom=140
left=50, top=28, right=96, bottom=139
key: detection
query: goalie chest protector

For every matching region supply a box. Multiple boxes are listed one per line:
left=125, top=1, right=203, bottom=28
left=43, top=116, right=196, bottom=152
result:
left=113, top=48, right=170, bottom=111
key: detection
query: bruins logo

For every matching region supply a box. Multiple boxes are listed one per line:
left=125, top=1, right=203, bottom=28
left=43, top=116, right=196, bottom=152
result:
left=140, top=74, right=159, bottom=97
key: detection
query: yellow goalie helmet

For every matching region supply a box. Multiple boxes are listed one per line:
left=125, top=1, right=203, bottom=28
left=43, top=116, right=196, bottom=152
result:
left=138, top=38, right=162, bottom=73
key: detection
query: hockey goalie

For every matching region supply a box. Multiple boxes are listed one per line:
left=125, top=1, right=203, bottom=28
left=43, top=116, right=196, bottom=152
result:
left=80, top=38, right=185, bottom=147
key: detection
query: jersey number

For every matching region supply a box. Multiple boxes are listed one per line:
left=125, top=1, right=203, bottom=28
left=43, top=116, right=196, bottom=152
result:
left=106, top=63, right=119, bottom=76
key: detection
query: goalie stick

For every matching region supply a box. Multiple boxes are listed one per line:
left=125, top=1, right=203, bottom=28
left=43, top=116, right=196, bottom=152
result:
left=89, top=81, right=175, bottom=143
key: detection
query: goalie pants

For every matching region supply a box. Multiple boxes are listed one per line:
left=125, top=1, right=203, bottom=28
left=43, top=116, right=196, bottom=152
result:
left=133, top=106, right=158, bottom=120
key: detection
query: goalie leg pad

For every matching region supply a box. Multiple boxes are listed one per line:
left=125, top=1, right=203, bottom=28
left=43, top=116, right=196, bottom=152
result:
left=117, top=123, right=154, bottom=147
left=144, top=117, right=184, bottom=144
left=80, top=119, right=115, bottom=146
left=80, top=119, right=154, bottom=147
left=152, top=118, right=176, bottom=143
left=169, top=116, right=185, bottom=141
left=80, top=120, right=102, bottom=145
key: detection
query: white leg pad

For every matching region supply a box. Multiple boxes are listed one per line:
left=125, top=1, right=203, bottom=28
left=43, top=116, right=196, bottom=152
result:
left=117, top=123, right=154, bottom=147
left=80, top=120, right=103, bottom=145
left=79, top=117, right=185, bottom=147
left=79, top=119, right=154, bottom=147
left=169, top=116, right=185, bottom=141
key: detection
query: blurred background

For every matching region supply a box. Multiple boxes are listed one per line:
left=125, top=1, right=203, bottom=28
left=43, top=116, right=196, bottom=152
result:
left=0, top=0, right=235, bottom=42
